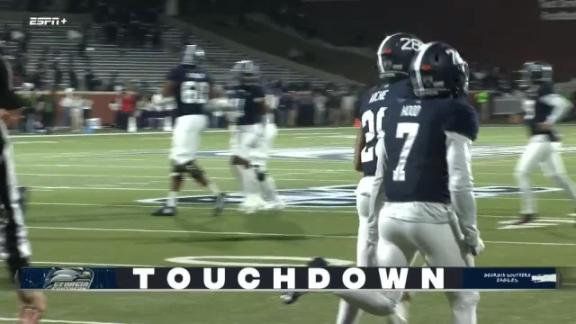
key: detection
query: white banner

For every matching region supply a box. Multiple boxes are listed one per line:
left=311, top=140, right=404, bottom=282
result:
left=539, top=0, right=576, bottom=20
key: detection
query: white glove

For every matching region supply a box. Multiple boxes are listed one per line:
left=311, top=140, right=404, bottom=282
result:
left=464, top=233, right=485, bottom=256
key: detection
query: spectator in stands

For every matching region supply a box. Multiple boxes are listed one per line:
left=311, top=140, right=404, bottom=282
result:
left=117, top=89, right=136, bottom=130
left=313, top=88, right=327, bottom=126
left=80, top=95, right=93, bottom=131
left=296, top=84, right=314, bottom=126
left=21, top=91, right=39, bottom=133
left=340, top=85, right=357, bottom=126
left=42, top=89, right=57, bottom=134
left=59, top=88, right=80, bottom=128
left=84, top=69, right=96, bottom=91
left=106, top=72, right=119, bottom=91
left=277, top=88, right=294, bottom=127
left=68, top=66, right=78, bottom=89
left=326, top=87, right=341, bottom=126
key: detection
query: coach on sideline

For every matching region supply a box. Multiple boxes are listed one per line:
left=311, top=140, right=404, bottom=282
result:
left=0, top=56, right=46, bottom=323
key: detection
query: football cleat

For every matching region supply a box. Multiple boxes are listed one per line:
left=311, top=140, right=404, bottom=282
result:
left=152, top=206, right=176, bottom=217
left=238, top=195, right=266, bottom=214
left=213, top=193, right=226, bottom=216
left=388, top=293, right=412, bottom=324
left=261, top=200, right=286, bottom=211
left=513, top=213, right=537, bottom=225
left=281, top=257, right=328, bottom=305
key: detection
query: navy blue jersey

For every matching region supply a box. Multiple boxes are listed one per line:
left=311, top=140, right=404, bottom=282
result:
left=358, top=78, right=413, bottom=177
left=524, top=83, right=559, bottom=141
left=382, top=96, right=478, bottom=204
left=167, top=65, right=212, bottom=117
left=229, top=84, right=265, bottom=125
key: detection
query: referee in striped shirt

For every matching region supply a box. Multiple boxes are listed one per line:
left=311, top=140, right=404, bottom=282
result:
left=0, top=56, right=45, bottom=323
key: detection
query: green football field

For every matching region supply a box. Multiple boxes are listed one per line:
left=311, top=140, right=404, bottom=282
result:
left=1, top=125, right=576, bottom=324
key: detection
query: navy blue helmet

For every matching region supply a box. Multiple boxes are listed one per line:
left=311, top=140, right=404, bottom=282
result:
left=410, top=42, right=469, bottom=98
left=181, top=44, right=205, bottom=67
left=231, top=60, right=260, bottom=84
left=520, top=61, right=553, bottom=86
left=377, top=33, right=423, bottom=79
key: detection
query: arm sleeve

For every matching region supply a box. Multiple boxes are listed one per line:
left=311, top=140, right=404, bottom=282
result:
left=540, top=94, right=574, bottom=124
left=367, top=134, right=388, bottom=245
left=445, top=131, right=480, bottom=247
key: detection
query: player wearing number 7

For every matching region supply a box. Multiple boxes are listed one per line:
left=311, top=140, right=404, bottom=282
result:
left=282, top=43, right=483, bottom=324
left=367, top=42, right=483, bottom=323
left=152, top=45, right=225, bottom=217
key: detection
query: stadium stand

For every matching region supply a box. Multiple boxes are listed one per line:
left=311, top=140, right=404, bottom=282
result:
left=1, top=12, right=358, bottom=91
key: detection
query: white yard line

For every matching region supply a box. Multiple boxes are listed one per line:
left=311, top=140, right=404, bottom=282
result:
left=13, top=141, right=60, bottom=144
left=25, top=225, right=576, bottom=247
left=27, top=202, right=576, bottom=216
left=0, top=318, right=124, bottom=324
left=32, top=261, right=154, bottom=267
left=29, top=186, right=204, bottom=192
left=10, top=127, right=353, bottom=139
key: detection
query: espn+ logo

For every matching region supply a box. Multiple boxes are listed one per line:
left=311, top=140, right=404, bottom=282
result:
left=29, top=17, right=68, bottom=26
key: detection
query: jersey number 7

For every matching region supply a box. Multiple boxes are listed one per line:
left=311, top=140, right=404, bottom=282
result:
left=392, top=122, right=420, bottom=182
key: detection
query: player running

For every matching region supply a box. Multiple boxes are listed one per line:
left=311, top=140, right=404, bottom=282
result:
left=514, top=61, right=576, bottom=224
left=252, top=92, right=284, bottom=210
left=343, top=32, right=422, bottom=324
left=227, top=60, right=274, bottom=213
left=0, top=55, right=46, bottom=323
left=152, top=45, right=225, bottom=217
left=283, top=43, right=483, bottom=324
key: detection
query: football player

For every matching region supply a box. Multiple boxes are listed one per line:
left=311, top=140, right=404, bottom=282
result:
left=227, top=60, right=270, bottom=213
left=342, top=32, right=422, bottom=324
left=251, top=92, right=284, bottom=210
left=514, top=62, right=576, bottom=224
left=152, top=45, right=225, bottom=217
left=0, top=55, right=46, bottom=323
left=284, top=43, right=483, bottom=324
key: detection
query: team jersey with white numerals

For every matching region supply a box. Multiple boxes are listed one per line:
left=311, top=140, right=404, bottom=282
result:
left=382, top=96, right=479, bottom=203
left=524, top=83, right=559, bottom=141
left=358, top=78, right=413, bottom=177
left=166, top=65, right=212, bottom=117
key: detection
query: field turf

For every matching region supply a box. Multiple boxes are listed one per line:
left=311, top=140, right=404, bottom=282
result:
left=1, top=125, right=575, bottom=323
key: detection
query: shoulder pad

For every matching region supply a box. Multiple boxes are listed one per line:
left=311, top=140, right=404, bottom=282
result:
left=444, top=99, right=479, bottom=141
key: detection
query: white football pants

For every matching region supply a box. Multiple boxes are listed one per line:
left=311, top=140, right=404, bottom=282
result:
left=515, top=136, right=576, bottom=214
left=334, top=203, right=479, bottom=324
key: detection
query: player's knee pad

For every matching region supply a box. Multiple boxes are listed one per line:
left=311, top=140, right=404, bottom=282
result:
left=186, top=161, right=205, bottom=180
left=231, top=155, right=250, bottom=168
left=253, top=167, right=266, bottom=182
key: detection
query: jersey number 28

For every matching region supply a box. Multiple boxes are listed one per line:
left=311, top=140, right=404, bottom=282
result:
left=361, top=107, right=386, bottom=163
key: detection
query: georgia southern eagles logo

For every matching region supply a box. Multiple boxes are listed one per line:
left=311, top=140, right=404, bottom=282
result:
left=43, top=267, right=94, bottom=290
left=139, top=185, right=561, bottom=208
